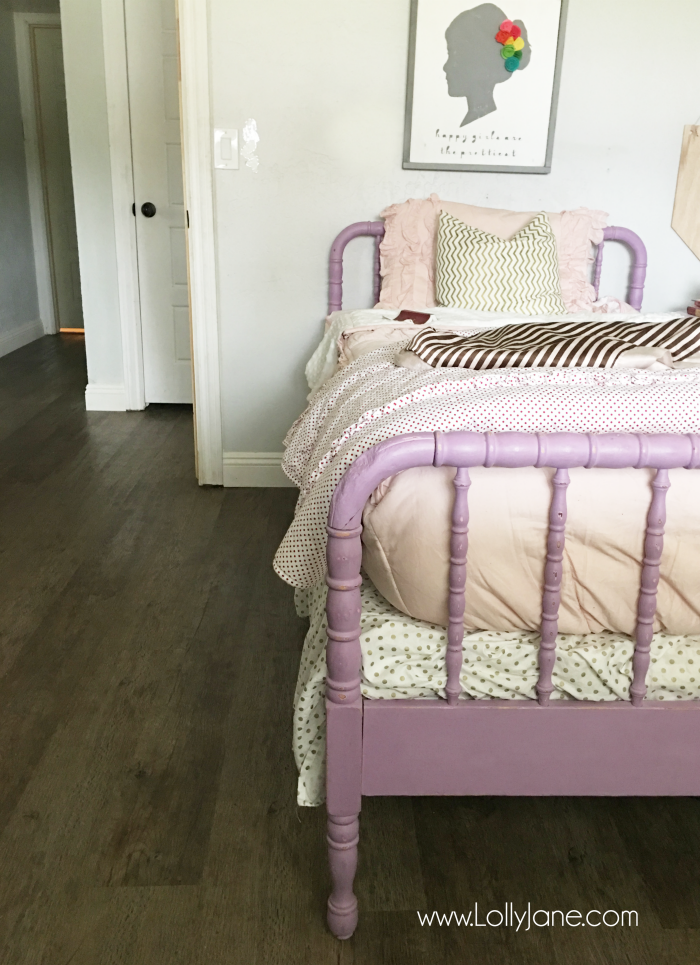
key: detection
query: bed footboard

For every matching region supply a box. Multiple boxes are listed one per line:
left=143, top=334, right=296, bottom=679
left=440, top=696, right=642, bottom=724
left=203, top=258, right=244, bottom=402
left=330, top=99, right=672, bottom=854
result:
left=324, top=431, right=700, bottom=939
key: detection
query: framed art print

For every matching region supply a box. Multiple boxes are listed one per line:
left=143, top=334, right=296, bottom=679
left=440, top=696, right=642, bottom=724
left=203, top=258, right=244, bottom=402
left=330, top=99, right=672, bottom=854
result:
left=403, top=0, right=568, bottom=173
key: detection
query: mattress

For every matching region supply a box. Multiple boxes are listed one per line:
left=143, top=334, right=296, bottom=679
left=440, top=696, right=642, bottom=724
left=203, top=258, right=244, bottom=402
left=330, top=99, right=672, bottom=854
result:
left=294, top=577, right=700, bottom=807
left=362, top=463, right=700, bottom=635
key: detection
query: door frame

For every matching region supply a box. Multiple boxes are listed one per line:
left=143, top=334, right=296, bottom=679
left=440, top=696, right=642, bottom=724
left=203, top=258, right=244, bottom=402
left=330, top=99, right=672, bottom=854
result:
left=101, top=0, right=145, bottom=411
left=100, top=0, right=223, bottom=485
left=14, top=12, right=61, bottom=336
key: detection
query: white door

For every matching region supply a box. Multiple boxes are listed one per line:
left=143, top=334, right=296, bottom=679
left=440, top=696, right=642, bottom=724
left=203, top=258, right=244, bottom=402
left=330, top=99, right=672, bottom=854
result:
left=124, top=0, right=192, bottom=404
left=32, top=25, right=83, bottom=331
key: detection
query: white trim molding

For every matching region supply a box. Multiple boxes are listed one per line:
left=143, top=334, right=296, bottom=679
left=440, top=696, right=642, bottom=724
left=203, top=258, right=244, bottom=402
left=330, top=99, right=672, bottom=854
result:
left=14, top=12, right=60, bottom=336
left=177, top=0, right=224, bottom=486
left=101, top=0, right=145, bottom=411
left=85, top=384, right=129, bottom=411
left=223, top=453, right=295, bottom=488
left=0, top=320, right=44, bottom=360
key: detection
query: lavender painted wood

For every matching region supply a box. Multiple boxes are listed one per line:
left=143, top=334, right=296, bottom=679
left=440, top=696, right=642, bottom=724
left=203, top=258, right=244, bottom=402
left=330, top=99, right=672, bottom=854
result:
left=328, top=222, right=385, bottom=315
left=326, top=815, right=360, bottom=940
left=630, top=469, right=670, bottom=707
left=593, top=226, right=648, bottom=311
left=446, top=468, right=470, bottom=705
left=538, top=468, right=570, bottom=706
left=373, top=233, right=382, bottom=307
left=324, top=430, right=700, bottom=938
left=329, top=221, right=648, bottom=313
left=361, top=699, right=700, bottom=796
left=325, top=519, right=364, bottom=939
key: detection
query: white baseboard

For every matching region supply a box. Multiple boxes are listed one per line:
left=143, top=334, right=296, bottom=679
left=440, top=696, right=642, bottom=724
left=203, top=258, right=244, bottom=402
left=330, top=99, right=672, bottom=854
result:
left=85, top=384, right=128, bottom=411
left=223, top=452, right=295, bottom=488
left=0, top=319, right=44, bottom=359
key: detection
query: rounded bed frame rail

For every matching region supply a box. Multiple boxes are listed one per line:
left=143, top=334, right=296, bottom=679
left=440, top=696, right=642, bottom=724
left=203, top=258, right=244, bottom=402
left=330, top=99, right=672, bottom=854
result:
left=327, top=430, right=700, bottom=710
left=328, top=222, right=385, bottom=316
left=324, top=429, right=700, bottom=939
left=593, top=226, right=648, bottom=310
left=328, top=222, right=648, bottom=314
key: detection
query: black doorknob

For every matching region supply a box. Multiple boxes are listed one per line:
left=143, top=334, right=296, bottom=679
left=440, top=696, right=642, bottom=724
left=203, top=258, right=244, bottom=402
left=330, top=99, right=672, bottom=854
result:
left=141, top=202, right=157, bottom=218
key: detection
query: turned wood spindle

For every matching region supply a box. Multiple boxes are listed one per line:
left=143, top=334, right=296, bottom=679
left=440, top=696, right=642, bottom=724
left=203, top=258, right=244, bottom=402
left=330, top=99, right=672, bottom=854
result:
left=325, top=520, right=364, bottom=939
left=630, top=469, right=670, bottom=707
left=446, top=468, right=470, bottom=706
left=538, top=468, right=570, bottom=706
left=327, top=815, right=360, bottom=939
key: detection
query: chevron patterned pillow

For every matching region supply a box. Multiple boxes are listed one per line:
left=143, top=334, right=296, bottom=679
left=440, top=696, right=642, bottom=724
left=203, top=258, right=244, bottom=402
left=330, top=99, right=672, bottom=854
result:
left=436, top=210, right=567, bottom=315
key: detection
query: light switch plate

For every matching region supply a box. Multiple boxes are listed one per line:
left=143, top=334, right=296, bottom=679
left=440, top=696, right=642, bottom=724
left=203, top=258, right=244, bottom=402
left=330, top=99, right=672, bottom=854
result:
left=214, top=129, right=239, bottom=169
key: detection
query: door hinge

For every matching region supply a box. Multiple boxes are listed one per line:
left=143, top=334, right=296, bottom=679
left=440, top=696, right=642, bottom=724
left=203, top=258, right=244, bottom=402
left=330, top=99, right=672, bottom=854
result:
left=132, top=203, right=136, bottom=216
left=187, top=210, right=190, bottom=228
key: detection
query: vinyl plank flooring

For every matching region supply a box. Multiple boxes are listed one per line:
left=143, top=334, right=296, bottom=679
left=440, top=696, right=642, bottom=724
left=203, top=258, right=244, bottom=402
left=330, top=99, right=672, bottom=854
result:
left=2, top=335, right=700, bottom=964
left=608, top=797, right=700, bottom=928
left=0, top=335, right=86, bottom=442
left=0, top=426, right=219, bottom=840
left=354, top=797, right=427, bottom=913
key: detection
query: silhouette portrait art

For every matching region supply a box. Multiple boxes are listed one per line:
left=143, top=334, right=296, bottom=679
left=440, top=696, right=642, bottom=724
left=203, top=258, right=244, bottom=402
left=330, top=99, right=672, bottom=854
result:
left=444, top=4, right=532, bottom=126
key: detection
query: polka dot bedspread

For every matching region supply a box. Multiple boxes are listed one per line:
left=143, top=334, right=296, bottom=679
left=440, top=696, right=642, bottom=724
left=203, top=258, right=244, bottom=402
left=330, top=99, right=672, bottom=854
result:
left=275, top=337, right=700, bottom=589
left=294, top=577, right=700, bottom=807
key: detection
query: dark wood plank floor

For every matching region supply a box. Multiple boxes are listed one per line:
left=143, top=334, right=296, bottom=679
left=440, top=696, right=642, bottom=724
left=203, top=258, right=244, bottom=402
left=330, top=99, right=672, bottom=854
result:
left=1, top=334, right=699, bottom=963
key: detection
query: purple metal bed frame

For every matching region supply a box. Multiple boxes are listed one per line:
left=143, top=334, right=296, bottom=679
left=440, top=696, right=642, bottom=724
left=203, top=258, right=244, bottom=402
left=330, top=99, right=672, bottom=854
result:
left=321, top=218, right=693, bottom=941
left=328, top=220, right=648, bottom=314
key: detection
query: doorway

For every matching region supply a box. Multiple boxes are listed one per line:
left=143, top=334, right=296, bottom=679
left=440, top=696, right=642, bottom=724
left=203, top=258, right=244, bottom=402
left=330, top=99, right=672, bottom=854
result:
left=61, top=0, right=222, bottom=482
left=124, top=0, right=192, bottom=404
left=15, top=12, right=83, bottom=336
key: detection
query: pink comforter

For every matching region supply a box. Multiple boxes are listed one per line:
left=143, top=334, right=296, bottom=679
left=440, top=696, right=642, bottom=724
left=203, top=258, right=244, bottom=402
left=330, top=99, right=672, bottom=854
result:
left=275, top=340, right=700, bottom=634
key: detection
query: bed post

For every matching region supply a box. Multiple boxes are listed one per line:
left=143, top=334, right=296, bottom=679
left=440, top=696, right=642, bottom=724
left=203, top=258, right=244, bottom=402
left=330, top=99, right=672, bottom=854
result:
left=325, top=520, right=363, bottom=939
left=594, top=226, right=648, bottom=311
left=328, top=222, right=386, bottom=314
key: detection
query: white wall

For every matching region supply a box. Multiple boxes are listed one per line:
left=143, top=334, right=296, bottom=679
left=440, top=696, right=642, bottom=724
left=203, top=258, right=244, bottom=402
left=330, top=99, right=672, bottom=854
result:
left=0, top=3, right=44, bottom=357
left=60, top=0, right=126, bottom=400
left=209, top=0, right=700, bottom=456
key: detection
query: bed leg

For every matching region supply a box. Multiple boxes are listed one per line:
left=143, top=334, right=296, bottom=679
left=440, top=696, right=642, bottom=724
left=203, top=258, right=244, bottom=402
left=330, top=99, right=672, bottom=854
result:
left=327, top=812, right=360, bottom=939
left=325, top=516, right=364, bottom=938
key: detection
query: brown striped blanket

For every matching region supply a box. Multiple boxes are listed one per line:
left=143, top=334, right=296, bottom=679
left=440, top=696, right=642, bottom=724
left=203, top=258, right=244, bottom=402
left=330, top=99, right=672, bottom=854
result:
left=406, top=316, right=700, bottom=369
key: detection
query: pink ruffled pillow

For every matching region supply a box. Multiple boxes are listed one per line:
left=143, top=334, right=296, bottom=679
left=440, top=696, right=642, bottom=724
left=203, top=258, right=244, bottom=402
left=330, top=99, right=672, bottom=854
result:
left=375, top=194, right=608, bottom=314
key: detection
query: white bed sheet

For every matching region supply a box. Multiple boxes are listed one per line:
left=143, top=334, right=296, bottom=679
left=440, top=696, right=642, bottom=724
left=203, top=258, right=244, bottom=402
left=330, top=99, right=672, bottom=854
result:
left=294, top=577, right=700, bottom=807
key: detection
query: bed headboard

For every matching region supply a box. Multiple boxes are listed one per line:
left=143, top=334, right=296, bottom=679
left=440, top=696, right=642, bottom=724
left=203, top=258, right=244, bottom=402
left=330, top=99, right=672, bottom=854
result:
left=328, top=221, right=648, bottom=315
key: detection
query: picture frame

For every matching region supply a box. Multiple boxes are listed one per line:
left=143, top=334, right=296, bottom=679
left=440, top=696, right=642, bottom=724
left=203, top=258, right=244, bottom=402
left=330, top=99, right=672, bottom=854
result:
left=403, top=0, right=569, bottom=174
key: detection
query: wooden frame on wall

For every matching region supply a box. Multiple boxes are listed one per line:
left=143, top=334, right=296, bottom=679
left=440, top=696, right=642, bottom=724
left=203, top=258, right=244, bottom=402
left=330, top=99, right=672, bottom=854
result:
left=100, top=0, right=223, bottom=484
left=403, top=0, right=569, bottom=174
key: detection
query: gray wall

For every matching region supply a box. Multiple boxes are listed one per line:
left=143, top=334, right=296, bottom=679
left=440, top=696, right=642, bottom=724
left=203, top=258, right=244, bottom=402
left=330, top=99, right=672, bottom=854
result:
left=51, top=0, right=700, bottom=443
left=0, top=3, right=41, bottom=351
left=60, top=0, right=125, bottom=389
left=209, top=0, right=700, bottom=455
